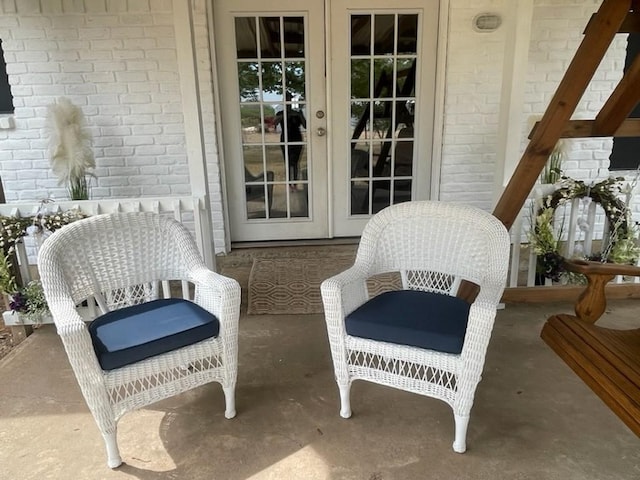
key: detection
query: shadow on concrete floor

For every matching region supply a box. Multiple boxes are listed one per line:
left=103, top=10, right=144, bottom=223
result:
left=1, top=246, right=638, bottom=479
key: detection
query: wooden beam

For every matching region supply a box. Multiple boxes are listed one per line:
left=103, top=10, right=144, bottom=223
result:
left=586, top=11, right=640, bottom=33
left=493, top=0, right=632, bottom=230
left=594, top=53, right=640, bottom=136
left=529, top=118, right=640, bottom=138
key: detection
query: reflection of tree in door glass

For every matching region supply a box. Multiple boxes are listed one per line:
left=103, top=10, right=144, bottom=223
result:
left=235, top=15, right=310, bottom=220
left=348, top=13, right=418, bottom=216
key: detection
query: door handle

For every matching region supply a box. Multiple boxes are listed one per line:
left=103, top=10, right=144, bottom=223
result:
left=316, top=127, right=326, bottom=136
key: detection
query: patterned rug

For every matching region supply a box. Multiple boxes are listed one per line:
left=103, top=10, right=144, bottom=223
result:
left=247, top=256, right=401, bottom=315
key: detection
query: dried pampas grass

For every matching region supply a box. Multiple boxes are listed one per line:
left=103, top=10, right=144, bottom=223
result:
left=46, top=97, right=95, bottom=199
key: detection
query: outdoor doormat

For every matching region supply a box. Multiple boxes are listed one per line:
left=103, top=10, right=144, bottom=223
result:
left=247, top=256, right=401, bottom=315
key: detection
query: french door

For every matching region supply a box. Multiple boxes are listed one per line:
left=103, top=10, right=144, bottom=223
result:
left=214, top=0, right=328, bottom=241
left=214, top=0, right=440, bottom=241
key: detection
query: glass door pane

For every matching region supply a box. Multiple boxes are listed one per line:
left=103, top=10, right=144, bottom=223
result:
left=349, top=13, right=417, bottom=215
left=234, top=16, right=309, bottom=220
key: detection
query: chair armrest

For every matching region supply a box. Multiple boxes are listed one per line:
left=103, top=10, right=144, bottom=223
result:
left=48, top=300, right=87, bottom=332
left=48, top=300, right=105, bottom=380
left=321, top=265, right=370, bottom=319
left=563, top=259, right=640, bottom=323
left=190, top=268, right=241, bottom=334
left=321, top=265, right=370, bottom=375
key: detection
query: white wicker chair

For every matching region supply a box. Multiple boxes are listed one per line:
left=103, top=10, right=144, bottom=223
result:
left=37, top=212, right=241, bottom=468
left=320, top=201, right=509, bottom=453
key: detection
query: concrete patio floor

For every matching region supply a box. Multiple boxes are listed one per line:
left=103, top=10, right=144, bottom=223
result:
left=0, top=298, right=638, bottom=479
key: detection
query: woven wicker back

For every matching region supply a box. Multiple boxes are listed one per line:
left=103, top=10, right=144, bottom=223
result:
left=38, top=212, right=204, bottom=307
left=355, top=201, right=509, bottom=301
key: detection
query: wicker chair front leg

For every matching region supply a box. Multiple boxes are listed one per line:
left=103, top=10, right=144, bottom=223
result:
left=103, top=430, right=122, bottom=468
left=222, top=386, right=236, bottom=419
left=453, top=414, right=470, bottom=453
left=338, top=382, right=353, bottom=418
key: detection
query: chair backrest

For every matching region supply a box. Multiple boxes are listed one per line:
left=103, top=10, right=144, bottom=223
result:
left=355, top=201, right=510, bottom=303
left=37, top=212, right=205, bottom=310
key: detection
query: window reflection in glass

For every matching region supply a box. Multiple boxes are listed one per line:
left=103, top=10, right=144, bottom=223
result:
left=284, top=17, right=305, bottom=57
left=396, top=58, right=415, bottom=94
left=394, top=179, right=412, bottom=204
left=374, top=15, right=395, bottom=55
left=259, top=17, right=281, bottom=58
left=284, top=61, right=305, bottom=99
left=350, top=59, right=370, bottom=99
left=261, top=62, right=283, bottom=99
left=348, top=13, right=418, bottom=216
left=266, top=145, right=287, bottom=182
left=234, top=15, right=310, bottom=220
left=351, top=180, right=370, bottom=215
left=351, top=15, right=371, bottom=55
left=240, top=105, right=263, bottom=143
left=235, top=17, right=257, bottom=58
left=351, top=143, right=370, bottom=178
left=237, top=62, right=260, bottom=102
left=373, top=58, right=394, bottom=99
left=350, top=101, right=369, bottom=138
left=398, top=15, right=418, bottom=54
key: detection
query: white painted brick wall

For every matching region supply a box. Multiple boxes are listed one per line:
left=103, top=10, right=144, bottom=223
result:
left=0, top=0, right=227, bottom=253
left=0, top=0, right=636, bottom=248
left=440, top=0, right=508, bottom=209
left=442, top=0, right=636, bottom=220
left=524, top=0, right=639, bottom=223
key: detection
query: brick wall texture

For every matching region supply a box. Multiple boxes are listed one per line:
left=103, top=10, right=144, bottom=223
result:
left=0, top=0, right=635, bottom=248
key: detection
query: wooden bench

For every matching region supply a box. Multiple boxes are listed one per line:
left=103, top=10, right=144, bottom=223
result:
left=540, top=259, right=640, bottom=436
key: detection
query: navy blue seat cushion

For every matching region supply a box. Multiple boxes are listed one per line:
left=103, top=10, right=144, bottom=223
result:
left=345, top=290, right=471, bottom=354
left=88, top=298, right=219, bottom=371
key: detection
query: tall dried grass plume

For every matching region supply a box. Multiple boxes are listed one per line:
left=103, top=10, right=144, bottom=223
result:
left=46, top=97, right=95, bottom=200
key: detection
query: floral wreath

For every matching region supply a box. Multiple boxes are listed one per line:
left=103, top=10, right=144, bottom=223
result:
left=0, top=204, right=88, bottom=322
left=530, top=176, right=639, bottom=282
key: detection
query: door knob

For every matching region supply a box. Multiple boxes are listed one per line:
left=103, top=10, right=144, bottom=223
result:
left=316, top=127, right=326, bottom=136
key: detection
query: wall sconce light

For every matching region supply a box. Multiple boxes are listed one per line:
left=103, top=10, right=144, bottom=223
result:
left=473, top=13, right=502, bottom=32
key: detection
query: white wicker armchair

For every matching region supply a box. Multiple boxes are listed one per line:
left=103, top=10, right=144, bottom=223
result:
left=320, top=201, right=509, bottom=453
left=37, top=212, right=241, bottom=468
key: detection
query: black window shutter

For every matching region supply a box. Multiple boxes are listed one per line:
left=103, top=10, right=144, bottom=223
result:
left=0, top=39, right=14, bottom=114
left=609, top=33, right=640, bottom=171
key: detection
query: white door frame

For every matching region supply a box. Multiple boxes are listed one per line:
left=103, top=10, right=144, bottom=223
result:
left=209, top=0, right=448, bottom=243
left=213, top=0, right=329, bottom=242
left=328, top=0, right=445, bottom=237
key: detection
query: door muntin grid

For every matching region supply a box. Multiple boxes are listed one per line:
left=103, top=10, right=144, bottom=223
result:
left=235, top=16, right=310, bottom=220
left=349, top=13, right=418, bottom=216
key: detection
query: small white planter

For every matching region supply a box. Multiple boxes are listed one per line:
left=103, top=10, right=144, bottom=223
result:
left=2, top=306, right=94, bottom=326
left=2, top=310, right=53, bottom=326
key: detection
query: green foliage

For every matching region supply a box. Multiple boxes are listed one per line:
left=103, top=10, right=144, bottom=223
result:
left=529, top=208, right=561, bottom=256
left=541, top=145, right=564, bottom=184
left=240, top=105, right=263, bottom=127
left=530, top=176, right=640, bottom=282
left=237, top=62, right=306, bottom=101
left=0, top=208, right=88, bottom=320
left=68, top=175, right=91, bottom=201
left=0, top=252, right=18, bottom=296
left=22, top=280, right=49, bottom=323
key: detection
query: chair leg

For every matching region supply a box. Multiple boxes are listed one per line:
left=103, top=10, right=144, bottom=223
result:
left=223, top=385, right=236, bottom=419
left=103, top=430, right=122, bottom=468
left=338, top=383, right=352, bottom=418
left=453, top=414, right=469, bottom=453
